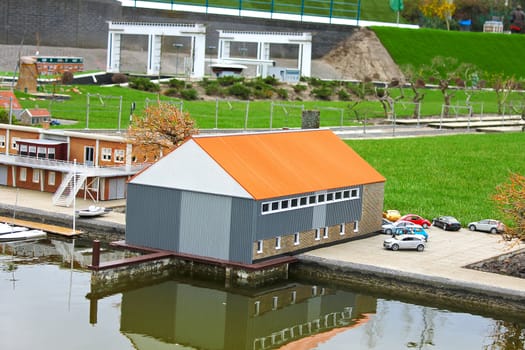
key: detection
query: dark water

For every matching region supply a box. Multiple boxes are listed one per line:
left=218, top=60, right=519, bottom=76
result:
left=1, top=238, right=524, bottom=350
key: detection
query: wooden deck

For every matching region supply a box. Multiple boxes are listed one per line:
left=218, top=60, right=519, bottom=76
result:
left=0, top=216, right=82, bottom=236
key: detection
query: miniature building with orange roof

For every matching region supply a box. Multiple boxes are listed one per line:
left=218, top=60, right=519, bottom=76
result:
left=125, top=129, right=385, bottom=265
left=19, top=108, right=51, bottom=125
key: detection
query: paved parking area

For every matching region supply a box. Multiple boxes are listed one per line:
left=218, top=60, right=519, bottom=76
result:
left=302, top=226, right=525, bottom=296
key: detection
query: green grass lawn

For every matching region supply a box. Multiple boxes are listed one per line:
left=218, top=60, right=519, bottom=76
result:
left=372, top=27, right=525, bottom=79
left=12, top=83, right=523, bottom=130
left=346, top=132, right=525, bottom=227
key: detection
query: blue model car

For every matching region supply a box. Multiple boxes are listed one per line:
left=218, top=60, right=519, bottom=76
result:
left=393, top=226, right=428, bottom=241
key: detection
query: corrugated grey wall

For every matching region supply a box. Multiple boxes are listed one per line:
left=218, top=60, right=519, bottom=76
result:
left=179, top=191, right=231, bottom=261
left=126, top=183, right=181, bottom=251
left=229, top=198, right=257, bottom=264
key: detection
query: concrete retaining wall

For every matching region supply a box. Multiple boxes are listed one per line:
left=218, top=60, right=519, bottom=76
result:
left=0, top=0, right=355, bottom=59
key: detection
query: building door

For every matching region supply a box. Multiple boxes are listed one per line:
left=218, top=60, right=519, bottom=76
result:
left=0, top=165, right=7, bottom=185
left=108, top=177, right=126, bottom=200
left=84, top=146, right=94, bottom=166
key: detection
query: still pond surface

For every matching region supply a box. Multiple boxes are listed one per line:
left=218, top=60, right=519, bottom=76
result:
left=1, top=237, right=524, bottom=350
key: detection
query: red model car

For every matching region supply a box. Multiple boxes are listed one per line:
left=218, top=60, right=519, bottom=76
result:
left=398, top=214, right=431, bottom=228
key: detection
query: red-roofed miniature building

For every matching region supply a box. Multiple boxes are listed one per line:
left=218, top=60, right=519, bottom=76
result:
left=19, top=108, right=51, bottom=125
left=125, top=129, right=386, bottom=265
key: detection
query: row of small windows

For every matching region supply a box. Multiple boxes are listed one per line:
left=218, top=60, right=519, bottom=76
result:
left=256, top=223, right=358, bottom=254
left=261, top=188, right=359, bottom=214
left=18, top=167, right=56, bottom=186
left=253, top=286, right=325, bottom=315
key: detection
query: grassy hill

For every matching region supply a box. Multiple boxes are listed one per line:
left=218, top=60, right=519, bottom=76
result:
left=372, top=27, right=525, bottom=78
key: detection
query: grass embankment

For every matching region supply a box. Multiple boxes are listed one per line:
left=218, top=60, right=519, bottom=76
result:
left=347, top=133, right=525, bottom=226
left=373, top=27, right=525, bottom=79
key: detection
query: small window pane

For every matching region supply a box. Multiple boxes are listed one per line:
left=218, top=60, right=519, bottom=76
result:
left=281, top=200, right=289, bottom=209
left=327, top=193, right=334, bottom=201
left=309, top=195, right=316, bottom=204
left=300, top=197, right=307, bottom=205
left=318, top=194, right=325, bottom=202
left=271, top=202, right=279, bottom=210
left=262, top=203, right=269, bottom=212
left=291, top=198, right=298, bottom=207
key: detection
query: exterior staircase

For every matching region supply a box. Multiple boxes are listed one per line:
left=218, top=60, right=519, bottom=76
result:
left=52, top=171, right=87, bottom=207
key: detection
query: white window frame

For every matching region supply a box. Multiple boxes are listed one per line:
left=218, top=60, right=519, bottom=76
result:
left=19, top=167, right=27, bottom=181
left=293, top=232, right=300, bottom=245
left=114, top=149, right=125, bottom=163
left=11, top=137, right=19, bottom=150
left=256, top=240, right=263, bottom=254
left=323, top=227, right=329, bottom=239
left=314, top=228, right=321, bottom=241
left=354, top=221, right=359, bottom=233
left=47, top=148, right=55, bottom=159
left=32, top=170, right=40, bottom=183
left=261, top=187, right=360, bottom=215
left=48, top=171, right=55, bottom=186
left=340, top=223, right=345, bottom=235
left=275, top=236, right=281, bottom=250
left=101, top=147, right=112, bottom=161
left=0, top=135, right=5, bottom=148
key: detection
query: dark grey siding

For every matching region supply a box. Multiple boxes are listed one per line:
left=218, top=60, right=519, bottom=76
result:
left=179, top=191, right=232, bottom=261
left=229, top=198, right=258, bottom=264
left=126, top=183, right=181, bottom=251
left=255, top=188, right=364, bottom=239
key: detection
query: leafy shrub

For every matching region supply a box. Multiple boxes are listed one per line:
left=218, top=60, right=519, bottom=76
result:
left=338, top=89, right=350, bottom=101
left=168, top=78, right=185, bottom=89
left=312, top=86, right=333, bottom=100
left=218, top=76, right=244, bottom=86
left=129, top=77, right=159, bottom=92
left=293, top=84, right=308, bottom=94
left=163, top=88, right=179, bottom=97
left=180, top=88, right=198, bottom=100
left=228, top=83, right=251, bottom=99
left=276, top=88, right=288, bottom=99
left=0, top=109, right=9, bottom=123
left=111, top=73, right=128, bottom=84
left=263, top=75, right=279, bottom=86
left=61, top=71, right=74, bottom=85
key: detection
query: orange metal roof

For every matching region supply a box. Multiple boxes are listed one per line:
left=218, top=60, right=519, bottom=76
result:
left=193, top=130, right=385, bottom=200
left=0, top=91, right=23, bottom=110
left=28, top=108, right=51, bottom=116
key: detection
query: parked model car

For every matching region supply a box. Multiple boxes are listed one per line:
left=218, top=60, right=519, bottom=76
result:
left=398, top=214, right=431, bottom=228
left=393, top=226, right=429, bottom=241
left=382, top=220, right=422, bottom=235
left=383, top=234, right=426, bottom=251
left=467, top=219, right=506, bottom=234
left=383, top=209, right=401, bottom=222
left=432, top=216, right=461, bottom=231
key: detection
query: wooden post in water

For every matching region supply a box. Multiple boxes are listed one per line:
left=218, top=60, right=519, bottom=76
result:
left=92, top=240, right=100, bottom=267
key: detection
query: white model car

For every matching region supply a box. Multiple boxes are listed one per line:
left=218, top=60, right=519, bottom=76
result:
left=383, top=234, right=426, bottom=252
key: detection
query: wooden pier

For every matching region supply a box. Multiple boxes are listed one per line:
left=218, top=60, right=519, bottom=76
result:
left=0, top=216, right=82, bottom=236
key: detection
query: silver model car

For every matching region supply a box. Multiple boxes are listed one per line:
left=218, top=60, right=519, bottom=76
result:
left=382, top=220, right=422, bottom=235
left=467, top=219, right=505, bottom=234
left=383, top=234, right=426, bottom=251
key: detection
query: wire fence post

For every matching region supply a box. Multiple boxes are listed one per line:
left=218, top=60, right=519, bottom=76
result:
left=270, top=101, right=274, bottom=129
left=215, top=97, right=219, bottom=129
left=85, top=94, right=90, bottom=129
left=244, top=101, right=250, bottom=130
left=117, top=96, right=123, bottom=133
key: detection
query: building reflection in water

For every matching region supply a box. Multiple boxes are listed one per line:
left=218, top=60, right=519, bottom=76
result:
left=2, top=238, right=376, bottom=349
left=91, top=279, right=376, bottom=350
